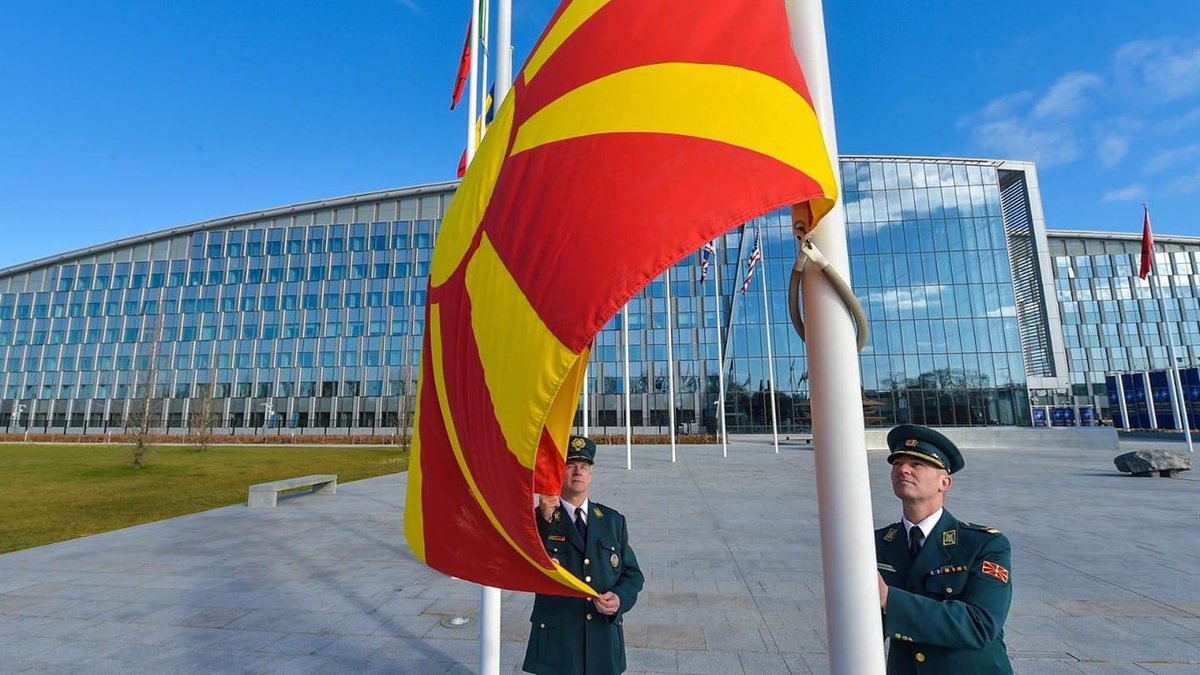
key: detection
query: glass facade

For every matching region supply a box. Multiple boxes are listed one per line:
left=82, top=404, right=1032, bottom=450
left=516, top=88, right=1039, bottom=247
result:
left=1047, top=233, right=1200, bottom=419
left=0, top=158, right=1071, bottom=435
left=844, top=160, right=1029, bottom=427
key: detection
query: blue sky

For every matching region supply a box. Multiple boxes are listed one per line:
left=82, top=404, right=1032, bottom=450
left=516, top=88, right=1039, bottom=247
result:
left=1, top=1, right=1197, bottom=270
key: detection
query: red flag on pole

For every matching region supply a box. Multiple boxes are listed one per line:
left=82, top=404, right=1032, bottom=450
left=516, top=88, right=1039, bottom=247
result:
left=450, top=18, right=472, bottom=110
left=1139, top=204, right=1154, bottom=280
left=408, top=0, right=838, bottom=597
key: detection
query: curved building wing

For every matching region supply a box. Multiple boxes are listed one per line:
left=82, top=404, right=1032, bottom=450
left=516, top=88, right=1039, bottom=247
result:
left=2, top=157, right=1196, bottom=434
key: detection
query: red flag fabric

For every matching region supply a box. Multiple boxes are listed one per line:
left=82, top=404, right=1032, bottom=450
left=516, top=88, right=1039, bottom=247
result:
left=407, top=0, right=838, bottom=597
left=450, top=17, right=472, bottom=110
left=1140, top=205, right=1154, bottom=279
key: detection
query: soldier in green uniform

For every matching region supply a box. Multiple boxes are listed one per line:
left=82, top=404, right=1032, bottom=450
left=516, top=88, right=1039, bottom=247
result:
left=875, top=424, right=1013, bottom=675
left=523, top=435, right=644, bottom=675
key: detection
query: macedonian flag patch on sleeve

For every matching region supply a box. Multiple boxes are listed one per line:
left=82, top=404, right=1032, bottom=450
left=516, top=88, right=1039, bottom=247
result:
left=981, top=560, right=1010, bottom=583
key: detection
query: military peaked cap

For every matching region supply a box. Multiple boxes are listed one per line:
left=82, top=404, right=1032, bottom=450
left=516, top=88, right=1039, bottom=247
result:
left=566, top=435, right=596, bottom=464
left=886, top=424, right=964, bottom=474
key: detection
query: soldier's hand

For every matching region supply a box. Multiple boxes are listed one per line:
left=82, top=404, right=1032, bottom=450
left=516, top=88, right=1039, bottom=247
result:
left=538, top=495, right=560, bottom=522
left=593, top=591, right=620, bottom=616
left=877, top=571, right=889, bottom=610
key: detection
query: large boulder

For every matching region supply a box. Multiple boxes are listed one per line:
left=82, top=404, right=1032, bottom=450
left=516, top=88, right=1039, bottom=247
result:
left=1113, top=449, right=1192, bottom=477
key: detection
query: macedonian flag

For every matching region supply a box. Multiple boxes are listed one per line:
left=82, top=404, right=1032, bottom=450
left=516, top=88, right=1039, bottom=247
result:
left=405, top=0, right=838, bottom=597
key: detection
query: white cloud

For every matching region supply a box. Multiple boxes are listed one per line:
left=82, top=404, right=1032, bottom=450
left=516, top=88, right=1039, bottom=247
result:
left=1097, top=135, right=1129, bottom=168
left=1100, top=184, right=1147, bottom=202
left=1115, top=38, right=1200, bottom=102
left=1166, top=165, right=1200, bottom=195
left=961, top=35, right=1200, bottom=174
left=971, top=119, right=1078, bottom=167
left=1033, top=72, right=1104, bottom=118
left=987, top=305, right=1017, bottom=319
left=976, top=91, right=1035, bottom=122
left=1144, top=143, right=1200, bottom=174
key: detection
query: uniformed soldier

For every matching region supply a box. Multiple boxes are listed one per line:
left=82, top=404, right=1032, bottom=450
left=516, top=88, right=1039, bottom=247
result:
left=875, top=424, right=1013, bottom=675
left=523, top=435, right=644, bottom=675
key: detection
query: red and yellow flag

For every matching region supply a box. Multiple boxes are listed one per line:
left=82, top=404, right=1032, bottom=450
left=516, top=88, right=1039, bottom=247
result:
left=406, top=0, right=838, bottom=597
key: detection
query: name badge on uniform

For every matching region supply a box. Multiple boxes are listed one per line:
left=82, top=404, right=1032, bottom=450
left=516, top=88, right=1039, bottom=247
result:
left=548, top=535, right=566, bottom=542
left=610, top=553, right=620, bottom=568
left=877, top=563, right=897, bottom=573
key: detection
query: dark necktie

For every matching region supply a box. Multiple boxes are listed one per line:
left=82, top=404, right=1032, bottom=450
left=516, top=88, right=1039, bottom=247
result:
left=909, top=527, right=925, bottom=560
left=574, top=508, right=587, bottom=542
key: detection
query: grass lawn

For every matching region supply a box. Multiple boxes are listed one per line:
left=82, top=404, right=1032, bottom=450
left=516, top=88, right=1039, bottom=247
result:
left=0, top=443, right=408, bottom=554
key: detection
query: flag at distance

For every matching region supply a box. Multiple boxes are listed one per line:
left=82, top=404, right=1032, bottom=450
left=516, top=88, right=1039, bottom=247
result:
left=741, top=229, right=763, bottom=294
left=1140, top=204, right=1154, bottom=280
left=450, top=17, right=472, bottom=110
left=699, top=241, right=715, bottom=286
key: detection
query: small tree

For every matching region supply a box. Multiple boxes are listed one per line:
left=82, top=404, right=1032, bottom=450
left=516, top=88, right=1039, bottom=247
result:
left=393, top=365, right=414, bottom=451
left=130, top=321, right=165, bottom=469
left=189, top=369, right=220, bottom=452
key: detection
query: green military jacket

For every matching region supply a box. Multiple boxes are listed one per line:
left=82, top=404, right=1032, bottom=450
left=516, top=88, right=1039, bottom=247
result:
left=523, top=501, right=644, bottom=675
left=876, top=510, right=1013, bottom=675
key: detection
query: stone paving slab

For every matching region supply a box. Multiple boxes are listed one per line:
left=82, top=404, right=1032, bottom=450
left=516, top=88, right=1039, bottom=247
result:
left=1, top=436, right=1198, bottom=673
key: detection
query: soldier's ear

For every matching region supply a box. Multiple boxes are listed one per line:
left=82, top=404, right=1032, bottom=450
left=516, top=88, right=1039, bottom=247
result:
left=939, top=474, right=953, bottom=493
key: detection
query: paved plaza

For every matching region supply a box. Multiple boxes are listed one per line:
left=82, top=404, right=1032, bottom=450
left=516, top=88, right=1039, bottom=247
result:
left=1, top=435, right=1198, bottom=674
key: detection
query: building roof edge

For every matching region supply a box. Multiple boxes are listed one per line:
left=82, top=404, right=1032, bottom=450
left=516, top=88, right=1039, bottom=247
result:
left=0, top=180, right=462, bottom=278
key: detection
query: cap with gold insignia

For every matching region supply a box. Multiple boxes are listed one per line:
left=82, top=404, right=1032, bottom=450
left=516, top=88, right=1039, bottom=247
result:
left=566, top=435, right=596, bottom=464
left=886, top=424, right=964, bottom=474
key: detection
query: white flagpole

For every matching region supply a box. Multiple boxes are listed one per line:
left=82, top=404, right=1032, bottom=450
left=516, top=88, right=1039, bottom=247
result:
left=477, top=2, right=503, bottom=673
left=478, top=0, right=490, bottom=134
left=466, top=0, right=481, bottom=160
left=712, top=239, right=729, bottom=458
left=1115, top=371, right=1130, bottom=430
left=583, top=362, right=590, bottom=436
left=786, top=1, right=886, bottom=673
left=758, top=230, right=780, bottom=453
left=494, top=0, right=511, bottom=104
left=1149, top=268, right=1195, bottom=452
left=666, top=268, right=678, bottom=462
left=623, top=304, right=633, bottom=469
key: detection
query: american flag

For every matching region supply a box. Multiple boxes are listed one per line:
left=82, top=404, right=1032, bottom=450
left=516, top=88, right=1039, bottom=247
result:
left=698, top=241, right=716, bottom=286
left=740, top=229, right=762, bottom=294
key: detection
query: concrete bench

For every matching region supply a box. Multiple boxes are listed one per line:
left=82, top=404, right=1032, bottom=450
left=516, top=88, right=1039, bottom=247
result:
left=247, top=474, right=337, bottom=508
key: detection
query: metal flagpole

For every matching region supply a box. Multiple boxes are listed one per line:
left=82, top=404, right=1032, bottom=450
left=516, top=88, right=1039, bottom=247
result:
left=1145, top=371, right=1159, bottom=430
left=758, top=229, right=780, bottom=453
left=477, top=2, right=504, bottom=672
left=712, top=239, right=728, bottom=458
left=478, top=0, right=490, bottom=133
left=465, top=0, right=481, bottom=160
left=786, top=1, right=886, bottom=672
left=666, top=268, right=678, bottom=462
left=494, top=0, right=511, bottom=104
left=1149, top=267, right=1194, bottom=452
left=1115, top=372, right=1130, bottom=430
left=1144, top=204, right=1193, bottom=452
left=623, top=304, right=633, bottom=469
left=583, top=362, right=590, bottom=436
